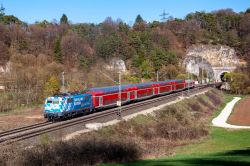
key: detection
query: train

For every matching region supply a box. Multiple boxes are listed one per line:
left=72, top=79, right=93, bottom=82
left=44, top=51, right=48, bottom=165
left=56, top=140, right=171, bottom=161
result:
left=44, top=79, right=195, bottom=120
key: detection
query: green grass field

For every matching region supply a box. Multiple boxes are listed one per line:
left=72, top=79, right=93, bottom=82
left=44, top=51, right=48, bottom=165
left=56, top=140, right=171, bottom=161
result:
left=103, top=95, right=250, bottom=166
left=104, top=128, right=250, bottom=166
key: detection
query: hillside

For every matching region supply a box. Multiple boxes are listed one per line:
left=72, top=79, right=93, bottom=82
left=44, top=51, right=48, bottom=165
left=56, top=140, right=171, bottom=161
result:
left=0, top=7, right=250, bottom=111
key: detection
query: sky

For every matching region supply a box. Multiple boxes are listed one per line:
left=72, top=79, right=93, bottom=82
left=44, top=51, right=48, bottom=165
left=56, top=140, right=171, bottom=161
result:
left=1, top=0, right=250, bottom=24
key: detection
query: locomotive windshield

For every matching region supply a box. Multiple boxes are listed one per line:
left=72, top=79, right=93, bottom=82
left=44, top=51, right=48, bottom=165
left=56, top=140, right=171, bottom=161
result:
left=46, top=100, right=52, bottom=104
left=53, top=100, right=59, bottom=104
left=46, top=99, right=59, bottom=104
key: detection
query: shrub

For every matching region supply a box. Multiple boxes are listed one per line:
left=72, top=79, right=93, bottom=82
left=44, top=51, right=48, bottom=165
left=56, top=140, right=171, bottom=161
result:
left=197, top=96, right=214, bottom=110
left=20, top=138, right=141, bottom=166
left=206, top=91, right=223, bottom=106
left=225, top=72, right=250, bottom=94
left=43, top=76, right=60, bottom=97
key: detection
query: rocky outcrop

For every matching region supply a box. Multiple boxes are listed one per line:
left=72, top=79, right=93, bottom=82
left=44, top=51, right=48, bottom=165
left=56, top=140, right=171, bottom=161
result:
left=186, top=45, right=239, bottom=67
left=0, top=62, right=10, bottom=74
left=184, top=45, right=240, bottom=81
left=105, top=58, right=126, bottom=72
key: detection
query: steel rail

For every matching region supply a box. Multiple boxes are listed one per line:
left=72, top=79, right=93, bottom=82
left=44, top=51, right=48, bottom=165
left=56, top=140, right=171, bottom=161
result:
left=0, top=121, right=52, bottom=137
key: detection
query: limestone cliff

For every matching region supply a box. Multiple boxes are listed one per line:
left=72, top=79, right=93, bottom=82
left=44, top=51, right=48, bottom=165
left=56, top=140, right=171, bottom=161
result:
left=184, top=45, right=240, bottom=81
left=186, top=45, right=239, bottom=67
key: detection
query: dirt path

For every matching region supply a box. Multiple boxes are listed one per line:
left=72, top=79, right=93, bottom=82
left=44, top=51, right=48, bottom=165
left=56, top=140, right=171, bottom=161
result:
left=228, top=96, right=250, bottom=126
left=0, top=107, right=45, bottom=131
left=212, top=97, right=250, bottom=129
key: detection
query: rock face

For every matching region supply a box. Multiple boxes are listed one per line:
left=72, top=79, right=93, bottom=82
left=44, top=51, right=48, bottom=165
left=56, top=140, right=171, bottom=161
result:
left=184, top=45, right=240, bottom=81
left=105, top=58, right=126, bottom=72
left=0, top=62, right=10, bottom=74
left=186, top=45, right=239, bottom=67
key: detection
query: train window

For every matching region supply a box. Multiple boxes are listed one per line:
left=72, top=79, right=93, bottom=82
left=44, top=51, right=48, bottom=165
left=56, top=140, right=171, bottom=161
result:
left=67, top=98, right=73, bottom=103
left=47, top=100, right=52, bottom=104
left=84, top=96, right=89, bottom=101
left=53, top=100, right=59, bottom=104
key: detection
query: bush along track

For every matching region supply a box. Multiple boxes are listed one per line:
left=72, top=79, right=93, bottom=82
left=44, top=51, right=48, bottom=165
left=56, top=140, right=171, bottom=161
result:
left=0, top=89, right=224, bottom=166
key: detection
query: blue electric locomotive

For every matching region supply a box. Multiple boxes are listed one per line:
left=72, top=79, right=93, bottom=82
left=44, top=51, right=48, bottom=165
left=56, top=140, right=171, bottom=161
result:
left=44, top=93, right=93, bottom=120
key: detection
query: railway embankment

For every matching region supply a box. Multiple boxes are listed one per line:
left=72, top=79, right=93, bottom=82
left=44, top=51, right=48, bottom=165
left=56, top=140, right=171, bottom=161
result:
left=0, top=89, right=225, bottom=166
left=64, top=88, right=211, bottom=141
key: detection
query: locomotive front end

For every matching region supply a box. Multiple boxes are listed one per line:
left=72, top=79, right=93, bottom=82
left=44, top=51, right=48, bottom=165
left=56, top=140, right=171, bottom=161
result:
left=44, top=96, right=64, bottom=120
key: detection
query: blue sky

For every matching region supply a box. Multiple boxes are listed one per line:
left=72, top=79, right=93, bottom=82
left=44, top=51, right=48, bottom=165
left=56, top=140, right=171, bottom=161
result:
left=1, top=0, right=250, bottom=24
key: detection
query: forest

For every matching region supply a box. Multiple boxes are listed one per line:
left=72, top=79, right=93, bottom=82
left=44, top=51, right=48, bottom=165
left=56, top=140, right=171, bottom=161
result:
left=0, top=5, right=250, bottom=111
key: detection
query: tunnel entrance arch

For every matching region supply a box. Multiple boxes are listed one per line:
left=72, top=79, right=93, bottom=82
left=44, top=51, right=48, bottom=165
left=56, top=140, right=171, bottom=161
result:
left=213, top=67, right=236, bottom=82
left=220, top=72, right=228, bottom=82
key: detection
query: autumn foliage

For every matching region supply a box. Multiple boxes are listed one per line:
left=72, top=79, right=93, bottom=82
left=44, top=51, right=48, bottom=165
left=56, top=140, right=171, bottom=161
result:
left=0, top=7, right=250, bottom=111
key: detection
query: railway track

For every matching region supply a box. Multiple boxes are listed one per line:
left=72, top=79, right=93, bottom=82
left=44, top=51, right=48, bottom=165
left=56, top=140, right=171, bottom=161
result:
left=0, top=84, right=217, bottom=144
left=0, top=121, right=52, bottom=137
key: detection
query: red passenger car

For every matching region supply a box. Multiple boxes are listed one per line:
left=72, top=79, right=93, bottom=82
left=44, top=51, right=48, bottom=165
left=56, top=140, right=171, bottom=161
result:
left=87, top=79, right=191, bottom=110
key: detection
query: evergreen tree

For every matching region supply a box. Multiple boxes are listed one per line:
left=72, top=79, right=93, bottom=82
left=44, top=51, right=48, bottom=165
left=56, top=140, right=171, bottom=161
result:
left=139, top=60, right=154, bottom=79
left=0, top=4, right=5, bottom=22
left=54, top=37, right=62, bottom=63
left=36, top=20, right=49, bottom=27
left=135, top=14, right=144, bottom=24
left=0, top=4, right=5, bottom=17
left=60, top=14, right=68, bottom=24
left=118, top=22, right=129, bottom=34
left=133, top=14, right=146, bottom=31
left=246, top=7, right=250, bottom=14
left=1, top=15, right=23, bottom=25
left=95, top=34, right=122, bottom=60
left=150, top=48, right=178, bottom=72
